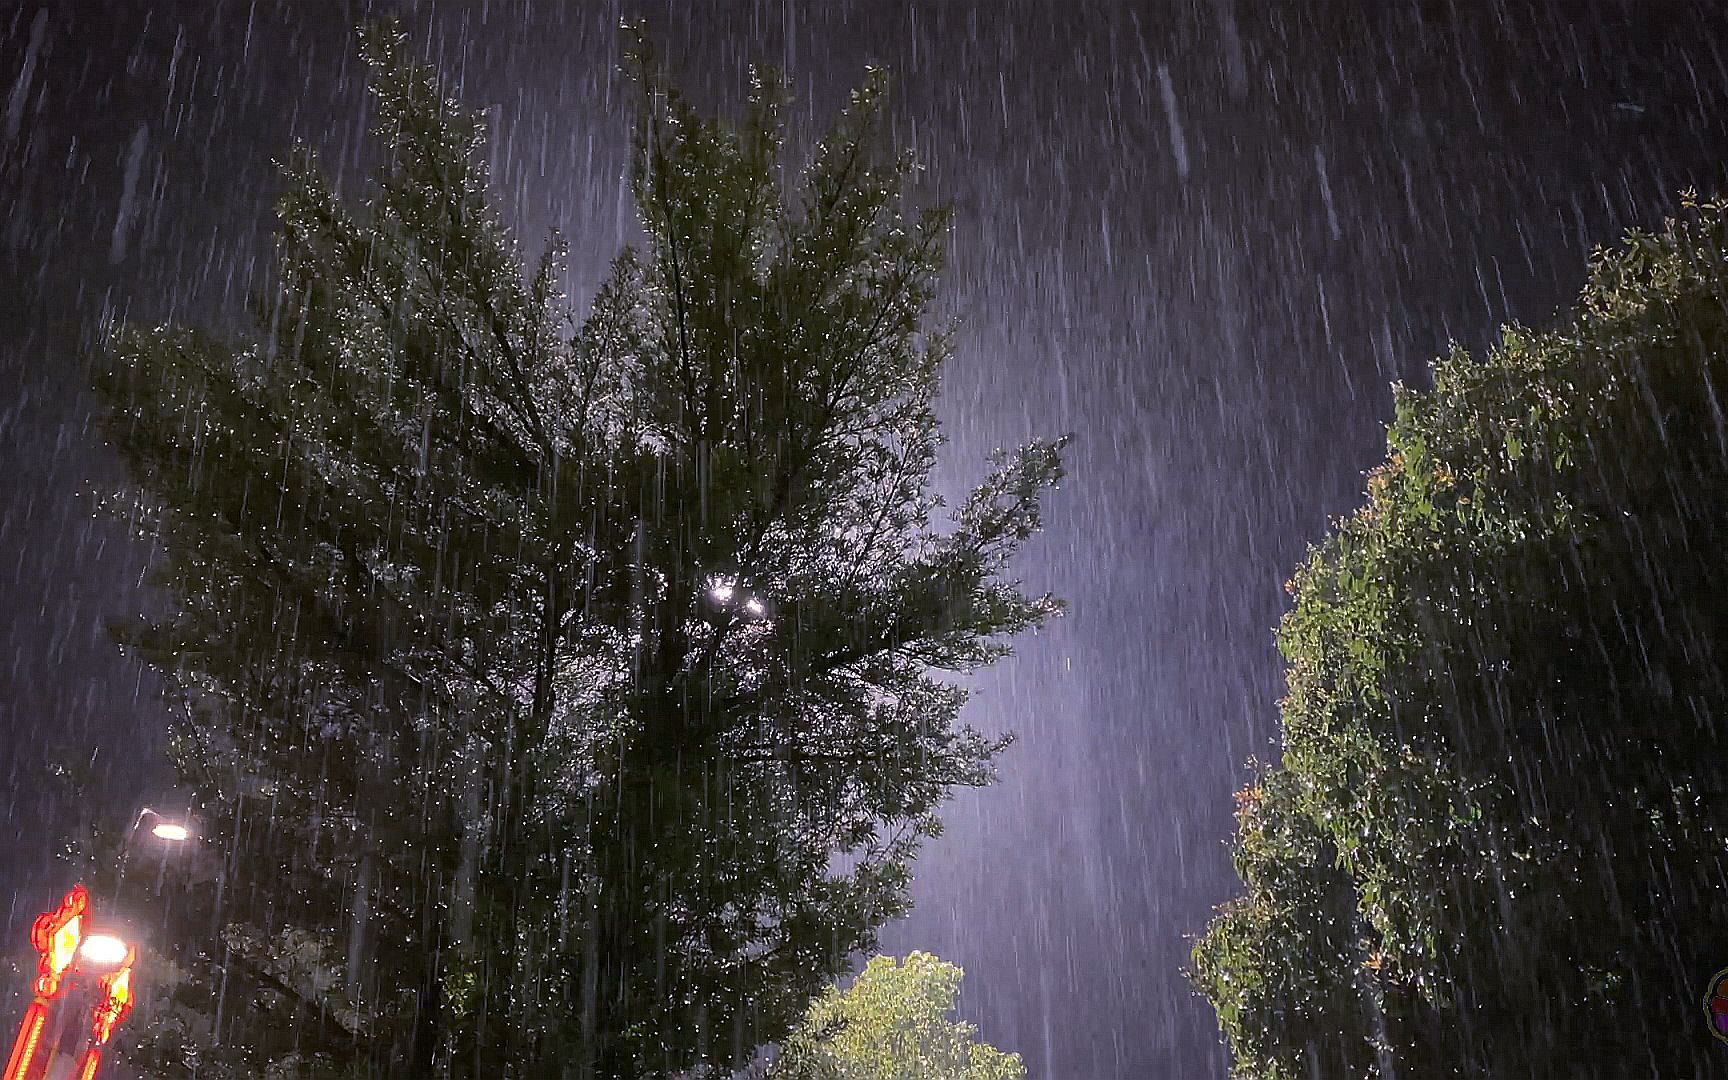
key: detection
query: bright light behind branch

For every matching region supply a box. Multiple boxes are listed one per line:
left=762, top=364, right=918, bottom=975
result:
left=78, top=933, right=130, bottom=969
left=151, top=822, right=191, bottom=842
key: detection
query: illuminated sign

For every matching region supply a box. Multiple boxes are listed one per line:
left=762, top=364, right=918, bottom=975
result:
left=89, top=965, right=134, bottom=1047
left=6, top=885, right=138, bottom=1080
left=1, top=1004, right=46, bottom=1080
left=28, top=885, right=88, bottom=1000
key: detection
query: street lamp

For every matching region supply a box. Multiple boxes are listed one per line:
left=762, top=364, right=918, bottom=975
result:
left=117, top=807, right=194, bottom=907
left=704, top=575, right=771, bottom=621
left=129, top=807, right=192, bottom=845
left=75, top=936, right=130, bottom=971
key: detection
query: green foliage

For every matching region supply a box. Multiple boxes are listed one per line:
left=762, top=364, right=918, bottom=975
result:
left=96, top=22, right=1062, bottom=1079
left=769, top=953, right=1025, bottom=1080
left=1194, top=193, right=1728, bottom=1078
left=1188, top=770, right=1408, bottom=1080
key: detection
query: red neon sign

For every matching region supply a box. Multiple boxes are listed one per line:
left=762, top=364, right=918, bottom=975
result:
left=1, top=1004, right=46, bottom=1080
left=88, top=965, right=133, bottom=1047
left=68, top=948, right=135, bottom=1080
left=28, top=885, right=87, bottom=1000
left=8, top=885, right=93, bottom=1080
left=6, top=885, right=137, bottom=1080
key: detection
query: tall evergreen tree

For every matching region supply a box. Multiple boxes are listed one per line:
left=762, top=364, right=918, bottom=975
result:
left=97, top=24, right=1063, bottom=1079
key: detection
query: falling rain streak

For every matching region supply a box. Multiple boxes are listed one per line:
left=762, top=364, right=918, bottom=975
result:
left=0, top=2, right=1727, bottom=1078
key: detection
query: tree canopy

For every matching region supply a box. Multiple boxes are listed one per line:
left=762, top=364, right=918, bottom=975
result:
left=769, top=952, right=1025, bottom=1080
left=1193, top=193, right=1728, bottom=1078
left=96, top=23, right=1062, bottom=1079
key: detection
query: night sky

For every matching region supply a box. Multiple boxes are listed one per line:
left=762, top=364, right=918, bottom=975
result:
left=5, top=1, right=1728, bottom=1077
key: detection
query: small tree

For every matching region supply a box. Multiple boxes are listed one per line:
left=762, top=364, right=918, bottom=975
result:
left=97, top=23, right=1063, bottom=1079
left=770, top=952, right=1024, bottom=1080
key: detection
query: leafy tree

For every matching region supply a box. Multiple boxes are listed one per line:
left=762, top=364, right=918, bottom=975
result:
left=96, top=23, right=1062, bottom=1079
left=1187, top=768, right=1428, bottom=1080
left=768, top=952, right=1024, bottom=1080
left=1194, top=193, right=1728, bottom=1078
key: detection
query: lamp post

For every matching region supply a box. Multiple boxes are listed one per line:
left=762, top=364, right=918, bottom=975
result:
left=123, top=807, right=194, bottom=856
left=115, top=808, right=192, bottom=904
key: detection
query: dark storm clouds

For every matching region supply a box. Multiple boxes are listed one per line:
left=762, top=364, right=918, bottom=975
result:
left=3, top=2, right=1727, bottom=1077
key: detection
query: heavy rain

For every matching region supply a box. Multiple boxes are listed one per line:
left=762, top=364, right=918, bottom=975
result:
left=3, top=2, right=1728, bottom=1078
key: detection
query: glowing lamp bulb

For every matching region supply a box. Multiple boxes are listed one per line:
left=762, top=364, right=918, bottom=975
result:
left=151, top=822, right=190, bottom=842
left=78, top=934, right=130, bottom=969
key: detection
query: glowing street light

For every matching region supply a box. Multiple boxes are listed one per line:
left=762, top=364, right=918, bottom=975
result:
left=705, top=575, right=771, bottom=620
left=75, top=936, right=130, bottom=971
left=119, top=808, right=196, bottom=906
left=131, top=807, right=192, bottom=843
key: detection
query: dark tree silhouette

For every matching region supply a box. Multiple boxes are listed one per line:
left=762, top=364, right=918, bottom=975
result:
left=96, top=24, right=1063, bottom=1079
